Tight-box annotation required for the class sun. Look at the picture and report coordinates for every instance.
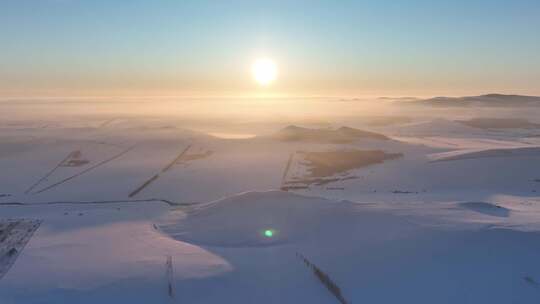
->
[251,58,277,86]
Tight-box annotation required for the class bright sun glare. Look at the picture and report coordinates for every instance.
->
[252,58,277,86]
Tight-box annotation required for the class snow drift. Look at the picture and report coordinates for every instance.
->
[459,201,511,217]
[158,191,360,247]
[430,146,540,162]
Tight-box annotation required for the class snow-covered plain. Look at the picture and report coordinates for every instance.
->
[1,98,540,303]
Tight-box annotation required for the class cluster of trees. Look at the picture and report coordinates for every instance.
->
[296,252,349,304]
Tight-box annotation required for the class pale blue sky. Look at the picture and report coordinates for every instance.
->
[1,0,539,97]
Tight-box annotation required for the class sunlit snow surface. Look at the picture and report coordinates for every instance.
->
[1,99,540,303]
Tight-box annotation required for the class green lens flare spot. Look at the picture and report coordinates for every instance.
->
[264,229,274,238]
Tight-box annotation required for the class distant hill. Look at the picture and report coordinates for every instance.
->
[377,97,419,102]
[414,94,540,107]
[393,118,480,136]
[271,125,388,143]
[455,118,540,129]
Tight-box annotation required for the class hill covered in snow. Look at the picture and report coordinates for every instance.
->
[414,94,540,107]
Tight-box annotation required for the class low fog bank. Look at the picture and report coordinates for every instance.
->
[1,95,540,137]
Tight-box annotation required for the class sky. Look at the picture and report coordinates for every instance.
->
[1,0,540,98]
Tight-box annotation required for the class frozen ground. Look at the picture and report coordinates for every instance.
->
[0,219,41,280]
[1,98,540,303]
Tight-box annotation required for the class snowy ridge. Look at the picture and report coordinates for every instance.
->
[159,190,358,247]
[430,146,540,162]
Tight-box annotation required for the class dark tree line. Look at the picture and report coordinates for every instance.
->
[296,252,349,304]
